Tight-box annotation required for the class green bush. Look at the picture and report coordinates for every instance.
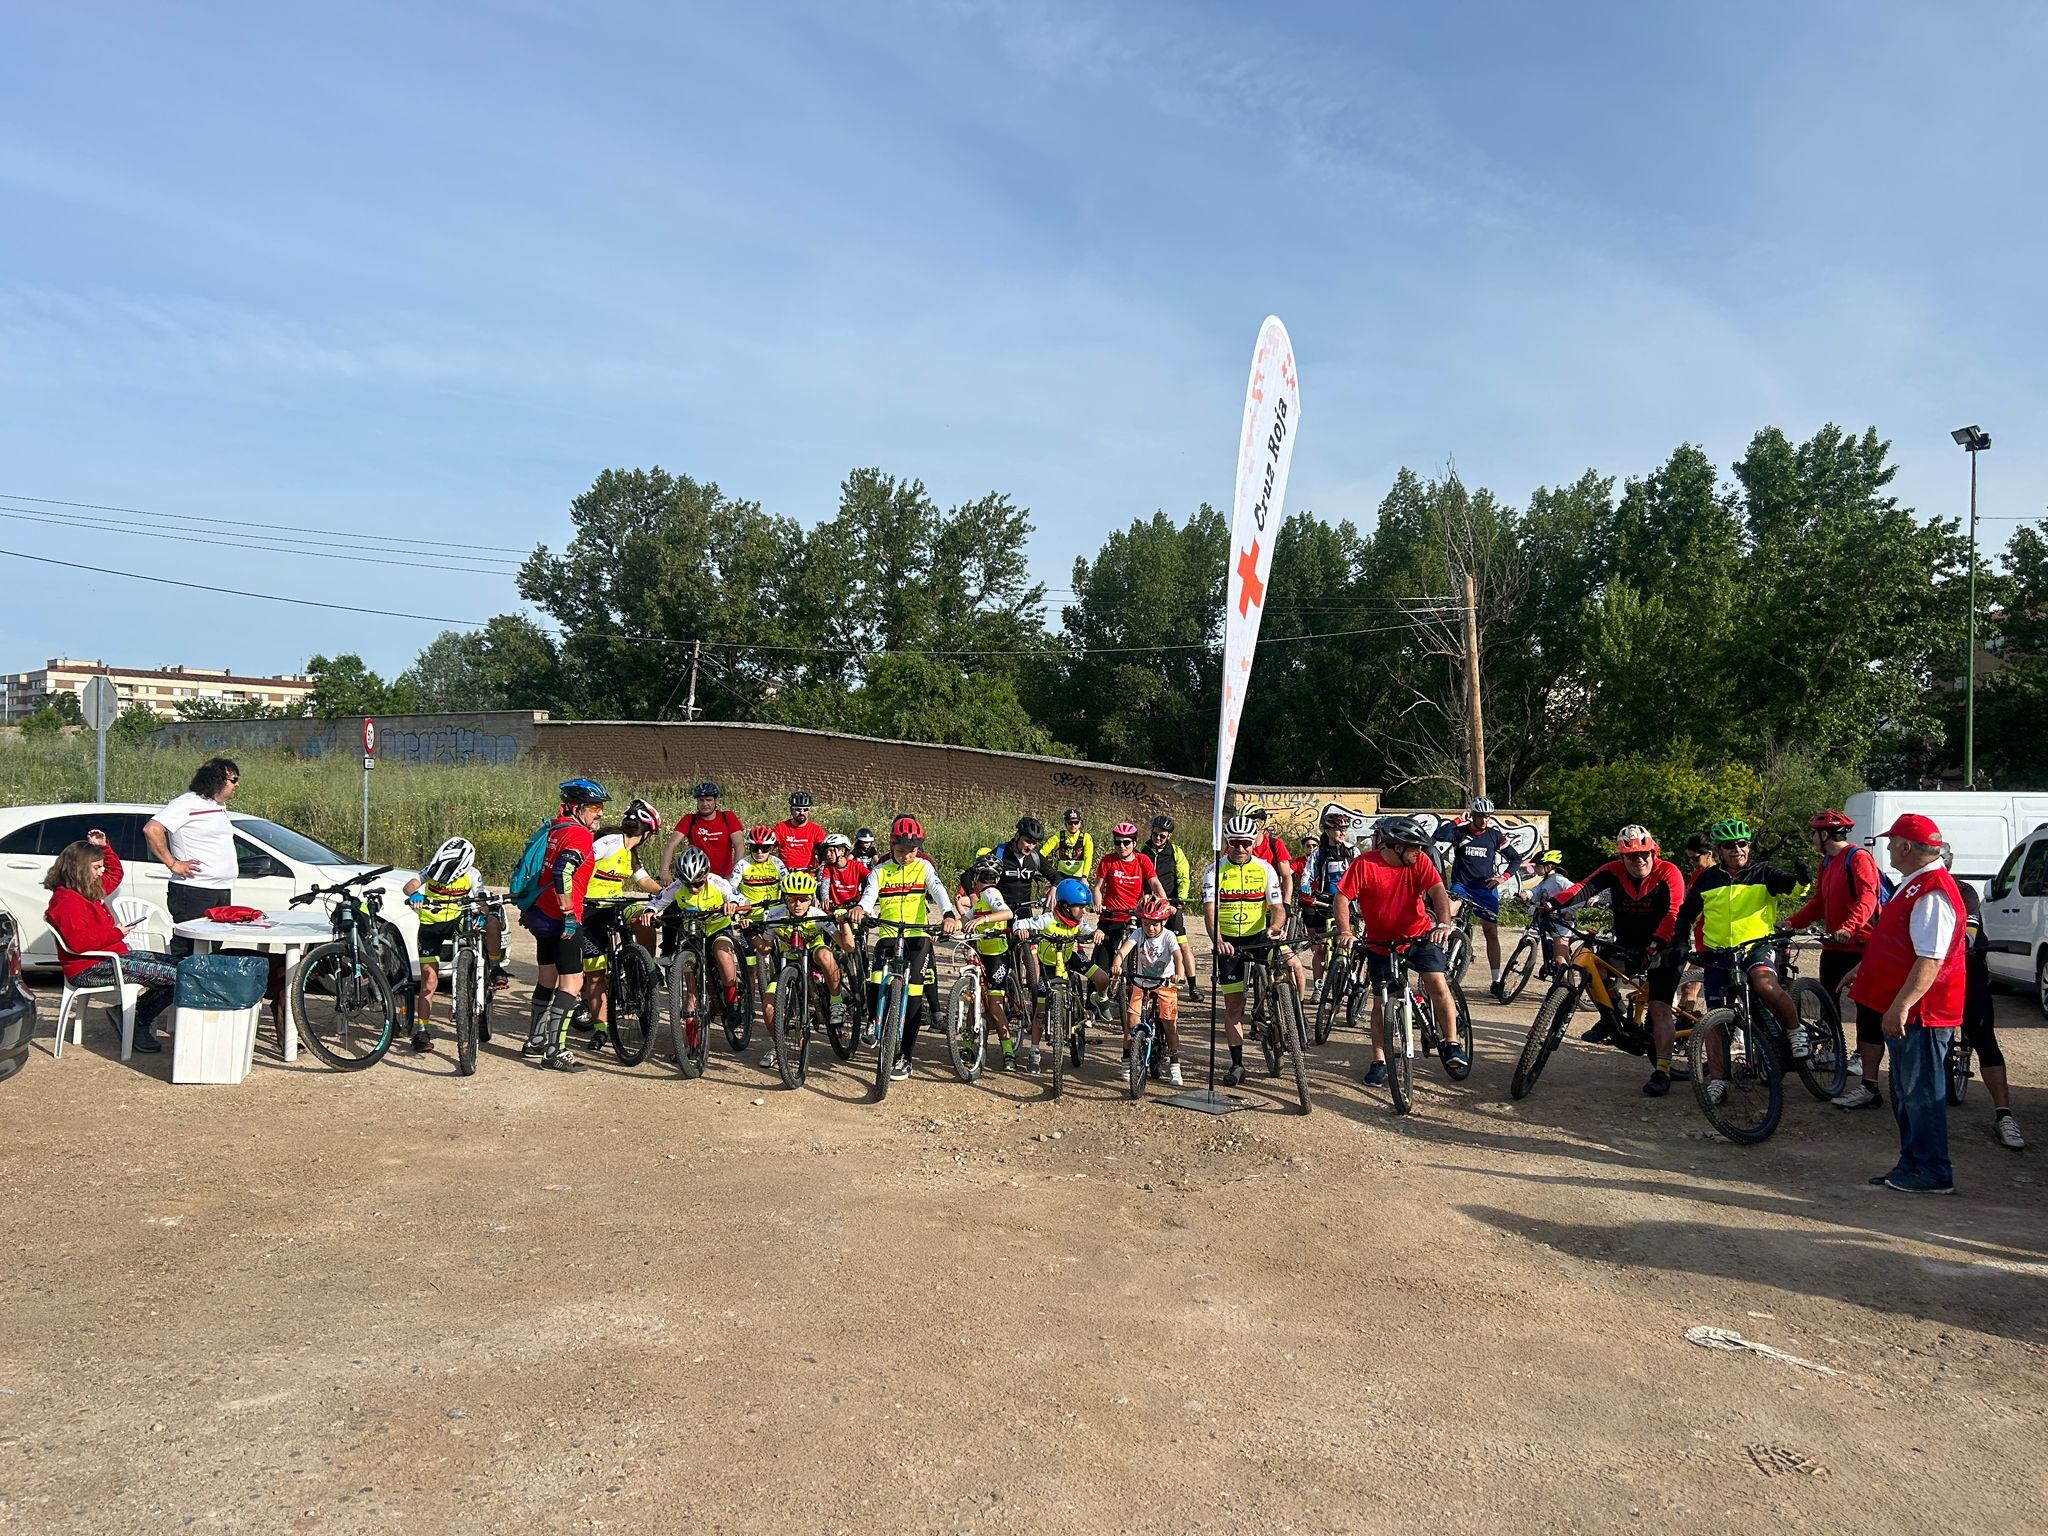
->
[1538,741,1765,867]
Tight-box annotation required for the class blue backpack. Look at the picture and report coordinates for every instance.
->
[1846,845,1896,908]
[507,818,561,913]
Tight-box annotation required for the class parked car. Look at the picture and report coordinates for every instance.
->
[1844,790,2048,894]
[0,803,421,977]
[0,900,38,1082]
[1980,823,2048,1018]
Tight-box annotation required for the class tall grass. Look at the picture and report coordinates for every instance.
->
[0,735,1020,881]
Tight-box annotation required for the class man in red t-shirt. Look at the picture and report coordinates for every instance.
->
[1088,821,1166,1006]
[663,780,746,883]
[522,777,610,1073]
[772,789,825,872]
[1334,814,1464,1083]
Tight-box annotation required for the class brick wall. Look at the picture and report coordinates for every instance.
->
[150,711,541,765]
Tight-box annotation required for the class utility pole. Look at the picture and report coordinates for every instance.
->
[684,639,701,722]
[1951,426,1991,788]
[1461,571,1487,801]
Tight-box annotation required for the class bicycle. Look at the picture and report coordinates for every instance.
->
[1364,933,1471,1116]
[940,937,994,1085]
[1032,930,1095,1100]
[1687,936,1848,1144]
[1308,917,1349,1045]
[769,914,840,1090]
[1125,978,1172,1101]
[1510,925,1701,1101]
[445,886,502,1077]
[289,867,402,1071]
[826,909,872,1062]
[868,923,948,1103]
[665,911,745,1079]
[1497,907,1568,1004]
[581,895,660,1066]
[1225,935,1311,1115]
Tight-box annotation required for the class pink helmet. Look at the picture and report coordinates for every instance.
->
[1111,820,1138,839]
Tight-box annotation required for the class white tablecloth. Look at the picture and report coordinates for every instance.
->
[173,914,337,1064]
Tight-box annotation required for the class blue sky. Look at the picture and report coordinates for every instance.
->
[2,1,2042,682]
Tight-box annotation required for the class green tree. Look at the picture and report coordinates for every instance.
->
[304,653,417,718]
[111,703,167,744]
[402,616,565,713]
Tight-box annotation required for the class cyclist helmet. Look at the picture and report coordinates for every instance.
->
[967,857,1000,888]
[1062,807,1082,823]
[1615,824,1658,854]
[1223,814,1259,842]
[1111,820,1138,840]
[1377,815,1432,848]
[423,836,476,885]
[788,789,814,811]
[1053,877,1092,911]
[622,797,662,838]
[673,846,710,884]
[1137,894,1172,922]
[691,780,720,799]
[1709,818,1753,845]
[1539,848,1566,867]
[891,814,925,844]
[748,823,776,848]
[1809,808,1854,832]
[1151,813,1175,833]
[780,869,819,899]
[854,827,877,852]
[821,832,852,854]
[559,777,609,807]
[1241,802,1269,821]
[1016,815,1046,841]
[1469,796,1495,815]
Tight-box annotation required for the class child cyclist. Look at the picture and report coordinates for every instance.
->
[646,846,747,1023]
[1108,894,1188,1086]
[1527,849,1575,978]
[1015,876,1099,1073]
[579,799,665,1053]
[402,836,504,1053]
[959,857,1022,1069]
[758,869,840,1059]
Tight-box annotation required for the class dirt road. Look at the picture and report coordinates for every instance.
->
[4,937,2043,1535]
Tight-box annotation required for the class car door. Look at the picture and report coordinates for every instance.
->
[233,835,303,917]
[1980,838,2043,986]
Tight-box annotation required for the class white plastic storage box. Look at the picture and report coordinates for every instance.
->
[171,1004,261,1084]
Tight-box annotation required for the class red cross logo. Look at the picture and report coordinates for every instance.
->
[1236,542,1265,618]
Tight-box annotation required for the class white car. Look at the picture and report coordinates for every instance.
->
[0,802,421,976]
[1980,823,2048,1018]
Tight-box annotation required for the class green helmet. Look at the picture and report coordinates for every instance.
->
[1709,818,1753,845]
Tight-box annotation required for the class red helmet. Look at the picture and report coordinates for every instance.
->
[1615,824,1659,854]
[748,824,775,848]
[1137,895,1171,921]
[1809,809,1853,832]
[1111,820,1138,839]
[891,814,925,843]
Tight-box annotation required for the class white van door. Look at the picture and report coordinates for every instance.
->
[1980,837,2047,987]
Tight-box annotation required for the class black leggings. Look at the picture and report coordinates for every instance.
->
[1962,946,2004,1070]
[868,936,934,1063]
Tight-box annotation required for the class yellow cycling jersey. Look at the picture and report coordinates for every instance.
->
[737,857,785,912]
[675,876,736,938]
[869,857,943,934]
[586,836,642,902]
[969,887,1013,957]
[1209,857,1278,939]
[765,904,830,955]
[1048,831,1094,881]
[414,871,474,926]
[1032,912,1094,977]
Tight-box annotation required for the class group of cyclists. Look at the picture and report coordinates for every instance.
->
[384,776,2023,1150]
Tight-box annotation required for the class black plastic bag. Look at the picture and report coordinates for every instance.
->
[175,954,270,1010]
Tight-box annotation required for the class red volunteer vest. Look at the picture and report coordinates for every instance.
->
[1849,863,1965,1029]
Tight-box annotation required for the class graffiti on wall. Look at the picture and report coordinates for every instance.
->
[165,720,521,765]
[1229,788,1383,841]
[1311,802,1553,881]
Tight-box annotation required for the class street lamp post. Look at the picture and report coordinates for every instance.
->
[1952,425,1992,788]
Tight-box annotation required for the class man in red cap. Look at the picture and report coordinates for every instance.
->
[1850,814,1966,1193]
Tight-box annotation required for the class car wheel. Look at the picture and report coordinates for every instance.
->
[2037,950,2048,1022]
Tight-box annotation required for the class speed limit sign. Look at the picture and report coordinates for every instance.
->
[363,717,377,756]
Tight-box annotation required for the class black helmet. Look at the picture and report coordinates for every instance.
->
[1376,815,1431,848]
[1150,814,1175,833]
[854,826,876,850]
[692,780,720,799]
[1016,814,1046,841]
[788,789,814,810]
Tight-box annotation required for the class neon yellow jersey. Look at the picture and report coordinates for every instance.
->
[868,857,944,935]
[676,874,736,938]
[414,871,473,926]
[737,857,785,912]
[1207,857,1278,939]
[969,887,1013,957]
[1031,912,1094,977]
[1048,831,1094,881]
[764,904,829,955]
[586,835,642,902]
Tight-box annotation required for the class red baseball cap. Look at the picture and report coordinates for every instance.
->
[1878,813,1943,845]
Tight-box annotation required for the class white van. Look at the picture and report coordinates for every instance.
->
[1981,827,2048,1016]
[1841,790,2048,895]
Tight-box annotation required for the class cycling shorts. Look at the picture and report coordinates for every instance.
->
[973,947,1017,992]
[1092,918,1131,975]
[1448,879,1501,921]
[1299,906,1330,933]
[1703,943,1782,1007]
[531,926,586,974]
[416,919,459,964]
[1366,940,1448,988]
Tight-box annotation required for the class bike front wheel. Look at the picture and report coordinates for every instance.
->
[773,962,810,1090]
[293,941,398,1071]
[1048,991,1068,1099]
[453,947,480,1077]
[944,970,985,1084]
[1689,1007,1783,1144]
[611,943,659,1066]
[871,976,905,1102]
[1946,1034,1975,1106]
[1499,931,1538,1002]
[1385,1000,1414,1115]
[669,951,709,1079]
[726,957,757,1052]
[1126,1019,1151,1101]
[1511,979,1577,1100]
[1274,977,1310,1114]
[1445,926,1472,987]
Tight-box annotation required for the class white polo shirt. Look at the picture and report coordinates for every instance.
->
[154,792,238,887]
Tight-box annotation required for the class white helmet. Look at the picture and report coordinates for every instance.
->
[424,836,476,886]
[821,832,852,853]
[1223,814,1259,841]
[1469,797,1495,815]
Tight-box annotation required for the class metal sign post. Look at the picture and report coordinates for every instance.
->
[82,676,119,803]
[361,717,377,860]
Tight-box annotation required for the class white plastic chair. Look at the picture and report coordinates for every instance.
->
[111,896,171,953]
[52,931,145,1062]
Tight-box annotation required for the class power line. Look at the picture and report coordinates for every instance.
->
[0,490,532,555]
[0,548,487,626]
[0,506,526,575]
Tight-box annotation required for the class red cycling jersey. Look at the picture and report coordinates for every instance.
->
[1337,849,1442,952]
[1094,852,1159,919]
[819,857,868,910]
[684,810,744,879]
[773,819,824,872]
[534,817,598,924]
[1550,858,1685,952]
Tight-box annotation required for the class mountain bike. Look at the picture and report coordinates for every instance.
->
[768,915,838,1090]
[940,937,999,1085]
[1033,930,1095,1100]
[1497,908,1566,1004]
[446,886,502,1077]
[290,867,401,1071]
[1688,936,1847,1144]
[1443,902,1476,987]
[868,923,948,1102]
[1510,925,1700,1101]
[826,910,872,1062]
[1227,935,1311,1115]
[1125,980,1172,1101]
[665,911,745,1079]
[1367,933,1471,1116]
[581,896,660,1066]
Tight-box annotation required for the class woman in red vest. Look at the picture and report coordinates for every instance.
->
[1849,814,1966,1194]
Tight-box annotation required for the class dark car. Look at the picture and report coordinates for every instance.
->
[0,903,39,1082]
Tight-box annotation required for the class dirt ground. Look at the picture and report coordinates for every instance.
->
[3,927,2043,1536]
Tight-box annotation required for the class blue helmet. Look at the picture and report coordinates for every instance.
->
[559,778,609,807]
[1054,877,1092,910]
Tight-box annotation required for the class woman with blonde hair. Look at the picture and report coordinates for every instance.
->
[43,831,180,1052]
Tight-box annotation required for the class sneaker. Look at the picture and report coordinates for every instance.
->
[1536,963,1555,982]
[1786,1026,1812,1059]
[1489,981,1506,1004]
[1224,1063,1246,1087]
[890,1057,910,1081]
[1027,1049,1041,1073]
[542,1048,586,1073]
[1883,1175,1955,1195]
[489,964,512,992]
[1833,1083,1883,1111]
[1439,1040,1469,1072]
[589,1029,610,1054]
[1582,1021,1614,1046]
[1186,979,1204,1002]
[1168,1061,1184,1087]
[1704,1079,1728,1106]
[521,1031,547,1058]
[1643,1068,1671,1098]
[1994,1111,2026,1151]
[758,1047,778,1069]
[1363,1061,1387,1088]
[861,1022,879,1049]
[410,1028,433,1053]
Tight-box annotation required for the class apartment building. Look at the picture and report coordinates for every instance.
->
[0,657,315,723]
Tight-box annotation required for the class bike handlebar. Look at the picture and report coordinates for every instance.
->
[289,866,394,907]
